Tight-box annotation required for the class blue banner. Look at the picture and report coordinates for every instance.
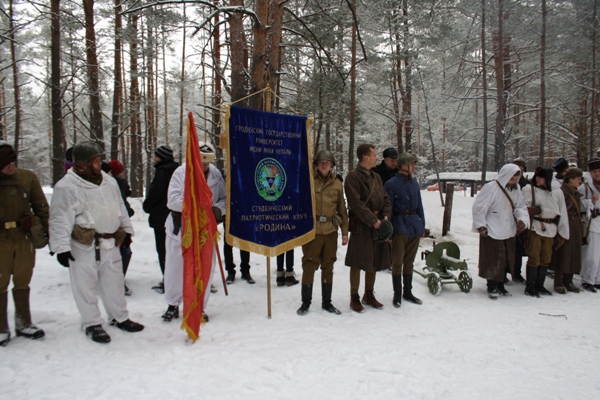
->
[225,106,315,256]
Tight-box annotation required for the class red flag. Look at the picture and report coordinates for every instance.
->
[181,112,218,342]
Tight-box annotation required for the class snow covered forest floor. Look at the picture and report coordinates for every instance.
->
[2,190,600,399]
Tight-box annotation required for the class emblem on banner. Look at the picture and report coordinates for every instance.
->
[255,158,287,201]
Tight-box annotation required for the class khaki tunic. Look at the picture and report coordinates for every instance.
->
[344,165,392,272]
[302,171,349,284]
[0,168,49,292]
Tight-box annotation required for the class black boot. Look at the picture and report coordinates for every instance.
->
[161,305,179,322]
[276,271,285,287]
[402,274,422,305]
[285,271,300,287]
[0,292,10,346]
[497,282,512,297]
[536,266,553,296]
[297,284,312,315]
[321,283,341,315]
[392,274,402,308]
[524,265,540,298]
[487,280,499,299]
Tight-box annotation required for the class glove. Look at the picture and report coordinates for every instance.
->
[57,251,75,268]
[477,226,488,238]
[555,235,565,249]
[172,211,182,235]
[527,206,541,217]
[212,206,223,224]
[516,220,526,235]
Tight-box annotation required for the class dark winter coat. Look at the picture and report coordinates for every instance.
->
[373,161,397,185]
[553,183,583,274]
[143,159,179,228]
[384,172,425,239]
[344,165,392,272]
[114,176,134,217]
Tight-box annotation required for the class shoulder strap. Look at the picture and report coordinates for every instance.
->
[531,185,536,207]
[495,180,515,210]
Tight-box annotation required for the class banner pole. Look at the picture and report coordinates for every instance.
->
[215,243,228,296]
[267,256,272,318]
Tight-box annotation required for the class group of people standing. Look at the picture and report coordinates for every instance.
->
[296,144,426,315]
[472,156,600,299]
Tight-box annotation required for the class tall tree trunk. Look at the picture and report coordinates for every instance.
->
[161,29,170,145]
[9,0,22,162]
[229,0,247,104]
[402,0,412,152]
[146,18,156,192]
[539,0,547,165]
[591,0,598,158]
[481,0,489,183]
[51,0,65,184]
[348,0,357,171]
[178,4,187,162]
[129,14,143,196]
[83,0,104,145]
[212,1,223,168]
[111,0,123,160]
[493,0,505,168]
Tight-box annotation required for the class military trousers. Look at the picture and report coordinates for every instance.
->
[0,237,35,293]
[525,230,554,268]
[301,232,338,285]
[391,233,420,275]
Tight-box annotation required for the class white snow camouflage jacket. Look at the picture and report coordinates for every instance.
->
[472,163,530,240]
[49,169,134,254]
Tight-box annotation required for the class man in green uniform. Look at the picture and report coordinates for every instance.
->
[297,150,349,316]
[0,141,49,346]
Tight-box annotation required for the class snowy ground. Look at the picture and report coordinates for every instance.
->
[2,190,600,399]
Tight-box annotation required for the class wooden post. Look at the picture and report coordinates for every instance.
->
[267,257,272,318]
[442,183,454,236]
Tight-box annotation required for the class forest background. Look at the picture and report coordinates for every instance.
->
[0,0,598,194]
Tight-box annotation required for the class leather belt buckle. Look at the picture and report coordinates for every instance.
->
[4,221,17,229]
[318,216,327,223]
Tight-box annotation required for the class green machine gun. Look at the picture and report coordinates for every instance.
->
[416,241,472,295]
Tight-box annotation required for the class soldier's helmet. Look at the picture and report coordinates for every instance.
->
[313,149,336,167]
[72,141,104,163]
[372,219,394,242]
[397,152,418,167]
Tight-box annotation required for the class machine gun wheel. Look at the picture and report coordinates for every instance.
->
[427,273,442,296]
[458,271,473,293]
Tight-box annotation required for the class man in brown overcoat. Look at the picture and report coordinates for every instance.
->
[344,143,392,313]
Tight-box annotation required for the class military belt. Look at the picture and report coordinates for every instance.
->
[393,210,417,216]
[317,216,332,223]
[0,221,20,230]
[533,216,560,225]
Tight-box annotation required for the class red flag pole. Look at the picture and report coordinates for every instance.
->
[215,244,228,296]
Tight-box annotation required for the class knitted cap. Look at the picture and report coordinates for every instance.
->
[108,160,125,176]
[588,157,600,171]
[0,141,17,170]
[155,145,174,160]
[552,157,569,173]
[383,147,399,159]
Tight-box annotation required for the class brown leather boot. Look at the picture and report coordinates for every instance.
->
[350,294,365,313]
[564,274,580,293]
[554,272,567,294]
[361,290,383,309]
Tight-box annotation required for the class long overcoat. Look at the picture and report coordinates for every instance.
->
[553,183,583,274]
[344,165,392,272]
